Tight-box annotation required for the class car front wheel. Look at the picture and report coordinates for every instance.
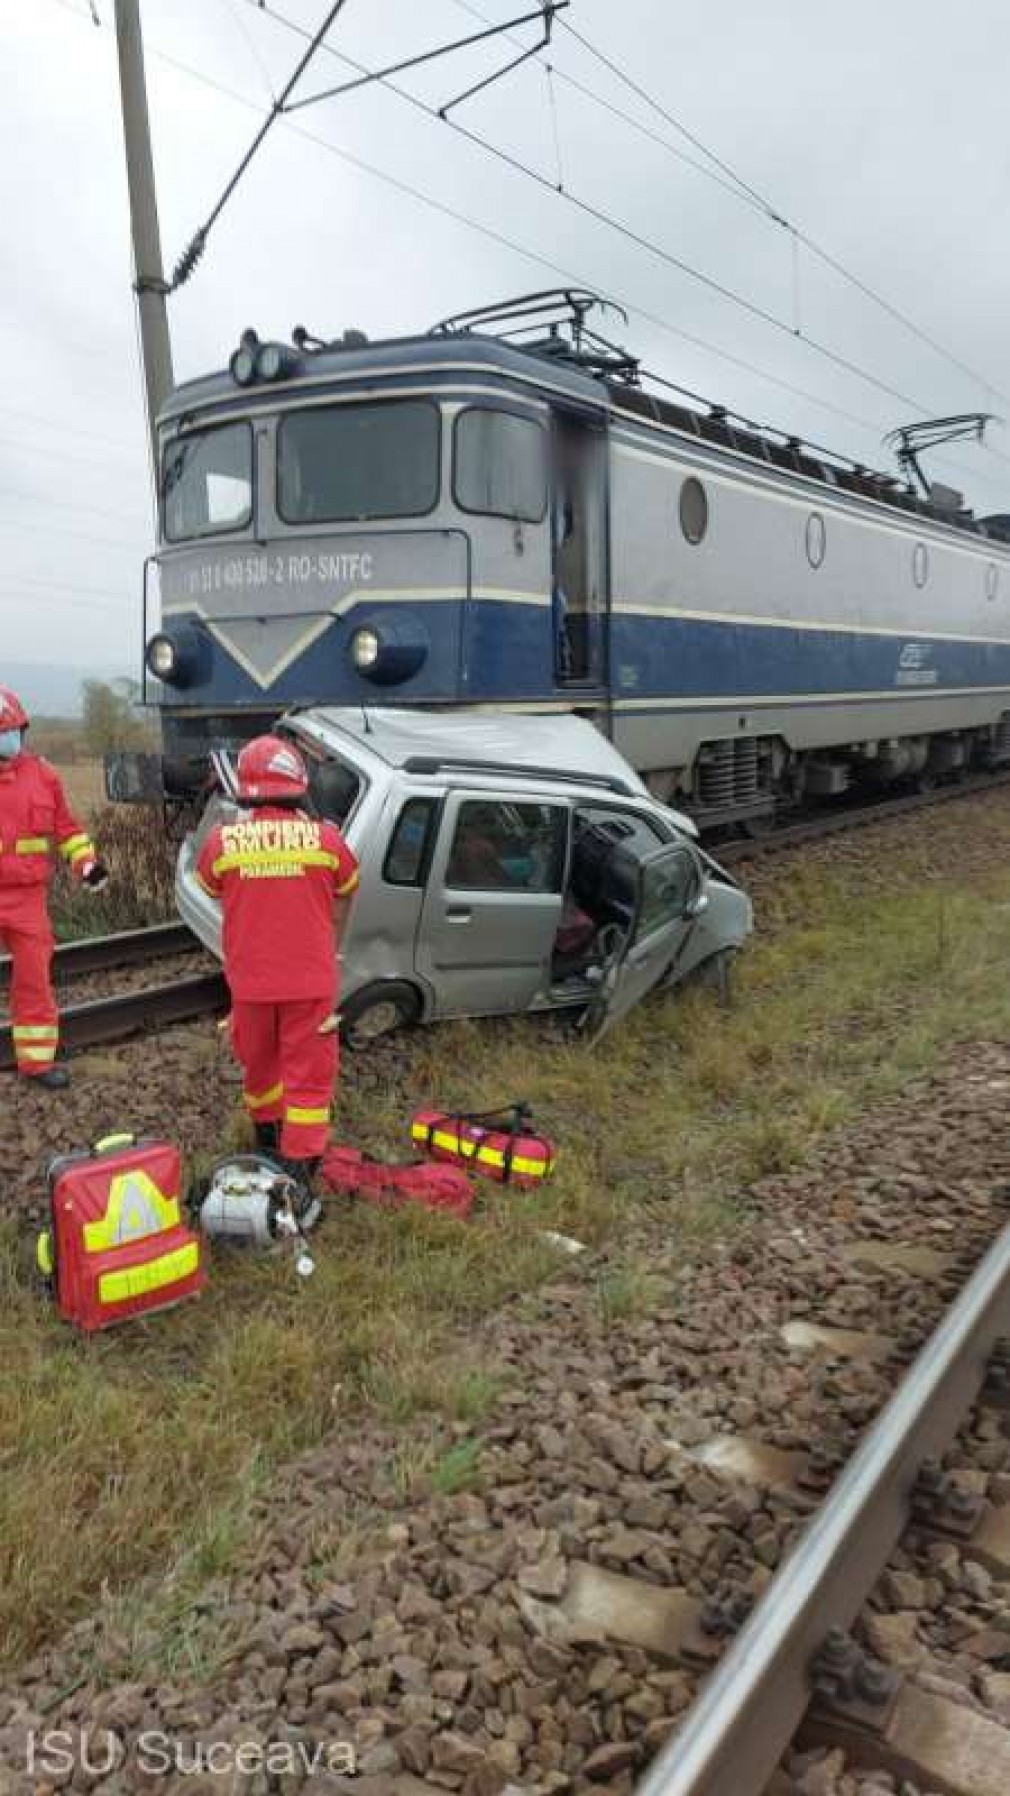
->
[339,982,422,1050]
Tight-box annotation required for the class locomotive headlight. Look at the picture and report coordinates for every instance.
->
[350,627,381,670]
[347,614,428,685]
[146,633,179,680]
[145,623,203,689]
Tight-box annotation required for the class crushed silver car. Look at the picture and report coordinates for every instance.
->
[176,709,753,1045]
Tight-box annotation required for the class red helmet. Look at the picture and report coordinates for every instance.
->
[0,687,28,731]
[235,734,309,802]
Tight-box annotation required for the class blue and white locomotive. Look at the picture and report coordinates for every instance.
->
[138,289,1010,829]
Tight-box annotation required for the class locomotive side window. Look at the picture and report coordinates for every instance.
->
[163,423,252,542]
[679,476,709,545]
[453,408,547,522]
[277,401,440,523]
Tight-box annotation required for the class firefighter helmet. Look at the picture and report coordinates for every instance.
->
[0,687,28,731]
[235,735,309,802]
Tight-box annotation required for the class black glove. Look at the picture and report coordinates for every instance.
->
[83,860,110,891]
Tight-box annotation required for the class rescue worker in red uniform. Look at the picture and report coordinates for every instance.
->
[0,687,108,1089]
[196,735,359,1191]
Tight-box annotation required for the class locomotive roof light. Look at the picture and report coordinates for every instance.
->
[229,327,261,386]
[254,341,301,382]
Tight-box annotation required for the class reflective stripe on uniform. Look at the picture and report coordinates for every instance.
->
[14,837,50,855]
[285,1104,330,1125]
[12,1024,59,1039]
[336,870,359,896]
[411,1123,552,1179]
[60,833,94,862]
[211,848,342,876]
[16,1045,58,1064]
[97,1240,200,1306]
[244,1081,284,1112]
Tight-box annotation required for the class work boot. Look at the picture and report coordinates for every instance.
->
[29,1066,70,1092]
[253,1120,280,1154]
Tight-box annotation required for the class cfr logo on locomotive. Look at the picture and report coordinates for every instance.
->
[896,642,937,686]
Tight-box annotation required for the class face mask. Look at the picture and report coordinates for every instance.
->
[0,730,23,760]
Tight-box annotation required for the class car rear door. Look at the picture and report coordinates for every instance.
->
[585,841,706,1043]
[416,790,569,1017]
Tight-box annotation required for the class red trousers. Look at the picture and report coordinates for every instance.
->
[0,887,59,1077]
[231,996,337,1159]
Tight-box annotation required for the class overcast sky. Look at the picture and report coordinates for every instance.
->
[6,0,1010,684]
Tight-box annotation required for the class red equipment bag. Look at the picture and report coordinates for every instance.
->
[39,1133,205,1333]
[321,1144,474,1218]
[410,1103,556,1189]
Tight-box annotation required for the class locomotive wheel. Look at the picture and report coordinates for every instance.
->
[339,982,422,1050]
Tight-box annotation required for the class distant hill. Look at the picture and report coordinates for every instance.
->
[1,663,125,719]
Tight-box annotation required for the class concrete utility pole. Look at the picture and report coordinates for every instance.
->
[113,0,174,471]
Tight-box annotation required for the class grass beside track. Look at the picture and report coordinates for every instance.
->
[5,800,1010,1674]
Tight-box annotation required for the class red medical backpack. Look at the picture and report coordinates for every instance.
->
[39,1134,205,1332]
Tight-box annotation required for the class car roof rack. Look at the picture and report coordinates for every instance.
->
[402,754,635,796]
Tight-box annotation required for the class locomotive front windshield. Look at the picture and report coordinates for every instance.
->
[277,399,440,523]
[163,422,252,541]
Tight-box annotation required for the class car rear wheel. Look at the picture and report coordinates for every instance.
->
[339,982,422,1050]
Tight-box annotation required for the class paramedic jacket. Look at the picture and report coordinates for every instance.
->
[196,807,359,1001]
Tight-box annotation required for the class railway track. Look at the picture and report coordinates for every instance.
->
[636,1221,1010,1796]
[0,919,197,982]
[0,923,227,1071]
[716,765,1010,868]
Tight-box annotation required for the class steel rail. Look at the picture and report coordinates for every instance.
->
[717,767,1010,867]
[636,1220,1010,1796]
[0,972,228,1071]
[0,921,197,981]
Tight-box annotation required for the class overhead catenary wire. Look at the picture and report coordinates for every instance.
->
[169,0,351,290]
[49,0,999,500]
[240,0,966,427]
[35,0,1010,501]
[553,10,1010,415]
[450,0,1010,417]
[171,2,568,288]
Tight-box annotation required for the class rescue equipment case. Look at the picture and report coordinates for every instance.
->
[39,1134,205,1332]
[410,1104,556,1189]
[322,1145,474,1218]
